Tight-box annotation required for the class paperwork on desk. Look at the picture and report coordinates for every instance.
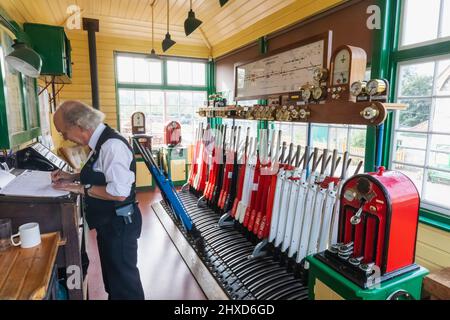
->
[0,170,70,198]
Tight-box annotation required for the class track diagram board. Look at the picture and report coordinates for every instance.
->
[235,31,332,100]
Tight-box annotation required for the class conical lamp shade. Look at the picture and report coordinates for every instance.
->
[219,0,229,7]
[5,40,42,78]
[162,33,176,52]
[184,10,202,36]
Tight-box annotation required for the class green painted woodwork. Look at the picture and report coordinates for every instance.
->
[307,255,429,300]
[0,15,41,149]
[23,23,72,81]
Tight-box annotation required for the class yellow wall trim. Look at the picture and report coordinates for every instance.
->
[416,223,450,272]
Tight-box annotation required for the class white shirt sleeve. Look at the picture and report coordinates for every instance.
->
[94,139,135,198]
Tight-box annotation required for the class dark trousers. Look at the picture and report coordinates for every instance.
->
[95,207,145,300]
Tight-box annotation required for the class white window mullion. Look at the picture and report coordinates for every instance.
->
[437,0,445,38]
[163,91,168,128]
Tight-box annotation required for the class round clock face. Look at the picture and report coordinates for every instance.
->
[333,49,351,85]
[312,86,324,100]
[301,87,312,101]
[366,80,386,96]
[350,81,366,96]
[133,113,144,126]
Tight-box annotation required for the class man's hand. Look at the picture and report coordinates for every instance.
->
[52,181,84,194]
[51,169,75,183]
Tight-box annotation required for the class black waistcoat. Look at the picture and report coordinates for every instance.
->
[80,125,136,229]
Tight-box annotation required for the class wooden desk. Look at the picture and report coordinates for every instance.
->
[0,232,61,300]
[0,194,85,300]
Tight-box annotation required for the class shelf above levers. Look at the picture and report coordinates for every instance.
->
[198,101,407,126]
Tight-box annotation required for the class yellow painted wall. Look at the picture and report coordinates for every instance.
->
[57,31,210,130]
[416,223,450,272]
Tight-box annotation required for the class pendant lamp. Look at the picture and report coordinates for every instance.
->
[184,0,202,36]
[5,40,42,78]
[149,3,159,59]
[162,0,176,52]
[219,0,229,7]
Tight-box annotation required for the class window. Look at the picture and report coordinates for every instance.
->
[115,53,207,145]
[391,57,450,214]
[400,0,450,48]
[311,124,365,175]
[388,1,450,217]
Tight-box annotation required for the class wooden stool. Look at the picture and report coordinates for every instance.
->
[0,232,62,300]
[423,267,450,300]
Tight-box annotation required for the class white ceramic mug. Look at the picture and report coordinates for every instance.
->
[11,222,41,248]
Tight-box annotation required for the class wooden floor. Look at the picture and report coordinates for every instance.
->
[86,190,207,300]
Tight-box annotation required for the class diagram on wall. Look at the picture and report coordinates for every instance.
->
[235,31,332,100]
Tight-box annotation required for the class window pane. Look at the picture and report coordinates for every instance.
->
[149,61,162,84]
[135,90,150,106]
[274,122,293,144]
[311,125,328,149]
[119,89,135,105]
[167,105,179,119]
[442,0,450,38]
[398,62,434,97]
[151,105,164,117]
[117,56,134,82]
[193,92,206,107]
[395,131,427,150]
[167,61,179,84]
[401,0,440,46]
[193,63,206,86]
[166,91,179,106]
[292,124,308,146]
[397,99,431,131]
[150,91,164,106]
[433,98,450,133]
[436,59,450,96]
[180,91,193,106]
[134,58,150,83]
[348,157,365,176]
[424,169,450,208]
[392,163,424,193]
[430,134,450,170]
[25,77,39,128]
[393,132,427,165]
[179,62,192,85]
[349,129,366,157]
[329,127,348,153]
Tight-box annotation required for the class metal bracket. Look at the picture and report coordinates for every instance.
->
[248,239,268,259]
[218,212,234,227]
[180,182,190,193]
[197,195,207,208]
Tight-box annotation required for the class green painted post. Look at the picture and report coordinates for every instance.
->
[365,0,396,172]
[382,0,403,168]
[257,36,269,140]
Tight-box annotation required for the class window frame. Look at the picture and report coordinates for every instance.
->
[398,0,450,51]
[114,51,208,144]
[383,0,450,231]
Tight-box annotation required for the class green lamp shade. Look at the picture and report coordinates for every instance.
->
[162,33,176,52]
[5,40,42,78]
[184,10,202,36]
[219,0,229,7]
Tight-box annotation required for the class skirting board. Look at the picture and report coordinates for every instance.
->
[151,201,229,300]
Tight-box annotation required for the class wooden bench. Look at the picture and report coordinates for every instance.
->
[423,267,450,300]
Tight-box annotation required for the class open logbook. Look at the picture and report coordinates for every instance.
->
[0,170,70,198]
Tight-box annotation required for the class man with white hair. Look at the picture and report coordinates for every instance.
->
[52,100,145,300]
